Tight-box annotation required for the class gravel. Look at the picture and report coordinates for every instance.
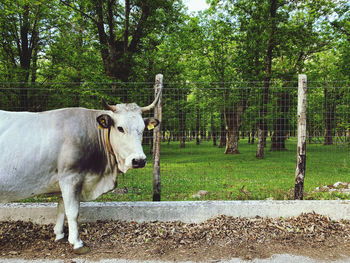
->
[1,213,350,261]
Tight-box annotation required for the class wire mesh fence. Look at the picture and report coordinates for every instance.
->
[0,78,349,201]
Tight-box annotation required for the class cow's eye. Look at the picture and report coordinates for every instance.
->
[117,127,124,133]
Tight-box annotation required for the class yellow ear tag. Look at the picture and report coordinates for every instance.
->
[147,123,155,130]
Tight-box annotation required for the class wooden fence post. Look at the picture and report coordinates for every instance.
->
[294,74,307,200]
[152,74,163,201]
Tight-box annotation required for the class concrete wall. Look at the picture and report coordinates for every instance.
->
[1,200,350,224]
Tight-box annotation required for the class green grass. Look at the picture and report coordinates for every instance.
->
[20,138,350,202]
[97,138,349,201]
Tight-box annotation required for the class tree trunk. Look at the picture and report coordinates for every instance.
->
[251,128,255,144]
[30,39,38,85]
[162,131,166,142]
[19,5,32,111]
[323,88,335,145]
[179,127,186,148]
[201,128,206,141]
[196,107,200,145]
[219,111,226,148]
[191,130,195,141]
[271,92,290,151]
[93,0,152,82]
[256,88,269,158]
[225,106,244,154]
[179,94,187,148]
[211,113,217,146]
[225,129,240,154]
[167,131,171,144]
[324,118,333,145]
[256,128,265,158]
[271,119,286,150]
[256,0,277,158]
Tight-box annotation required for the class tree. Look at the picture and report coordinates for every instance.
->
[0,0,47,110]
[60,0,184,84]
[270,0,335,150]
[306,50,345,145]
[223,0,338,156]
[186,12,243,153]
[255,0,280,158]
[332,1,350,80]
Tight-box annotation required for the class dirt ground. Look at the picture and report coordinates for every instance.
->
[1,213,350,262]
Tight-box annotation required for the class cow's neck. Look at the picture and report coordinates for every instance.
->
[97,127,118,174]
[104,128,115,157]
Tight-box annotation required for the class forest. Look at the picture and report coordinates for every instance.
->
[0,0,349,159]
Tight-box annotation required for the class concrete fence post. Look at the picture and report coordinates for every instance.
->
[294,74,307,200]
[152,74,163,201]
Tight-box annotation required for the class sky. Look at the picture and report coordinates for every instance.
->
[185,0,209,13]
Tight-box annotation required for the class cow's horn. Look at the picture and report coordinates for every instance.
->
[141,89,162,112]
[102,98,116,112]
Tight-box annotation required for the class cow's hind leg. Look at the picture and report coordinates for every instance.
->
[59,176,89,254]
[54,198,65,241]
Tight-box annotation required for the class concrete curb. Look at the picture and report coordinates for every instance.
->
[1,200,350,224]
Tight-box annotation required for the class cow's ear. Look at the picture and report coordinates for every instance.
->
[97,114,114,129]
[144,117,160,130]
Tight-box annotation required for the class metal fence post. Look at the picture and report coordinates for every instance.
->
[152,74,163,201]
[294,74,307,200]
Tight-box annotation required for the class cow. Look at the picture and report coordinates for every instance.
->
[0,94,160,254]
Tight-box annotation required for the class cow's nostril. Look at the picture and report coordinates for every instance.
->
[140,159,146,167]
[132,158,146,168]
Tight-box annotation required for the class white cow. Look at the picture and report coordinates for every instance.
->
[0,95,160,254]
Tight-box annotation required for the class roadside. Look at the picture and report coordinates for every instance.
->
[2,255,350,263]
[1,201,350,262]
[1,213,350,262]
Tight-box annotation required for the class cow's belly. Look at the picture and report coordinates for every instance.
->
[0,141,60,202]
[0,171,60,202]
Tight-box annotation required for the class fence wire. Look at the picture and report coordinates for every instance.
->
[0,80,349,201]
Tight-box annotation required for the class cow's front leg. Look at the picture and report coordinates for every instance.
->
[59,176,89,254]
[54,198,65,241]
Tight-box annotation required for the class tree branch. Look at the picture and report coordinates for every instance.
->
[128,3,150,53]
[11,13,22,59]
[60,0,98,24]
[107,0,115,44]
[0,40,17,67]
[331,21,350,37]
[124,0,130,53]
[29,5,41,57]
[94,0,111,75]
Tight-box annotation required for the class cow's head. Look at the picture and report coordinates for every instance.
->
[96,93,160,173]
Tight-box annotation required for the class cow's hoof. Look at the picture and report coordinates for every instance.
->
[55,233,65,241]
[55,237,67,243]
[74,246,90,255]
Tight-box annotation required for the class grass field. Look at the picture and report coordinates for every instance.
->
[21,138,350,203]
[106,138,350,201]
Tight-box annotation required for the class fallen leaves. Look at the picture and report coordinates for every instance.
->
[0,213,350,261]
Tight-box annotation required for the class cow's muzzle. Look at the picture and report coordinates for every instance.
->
[132,158,146,168]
